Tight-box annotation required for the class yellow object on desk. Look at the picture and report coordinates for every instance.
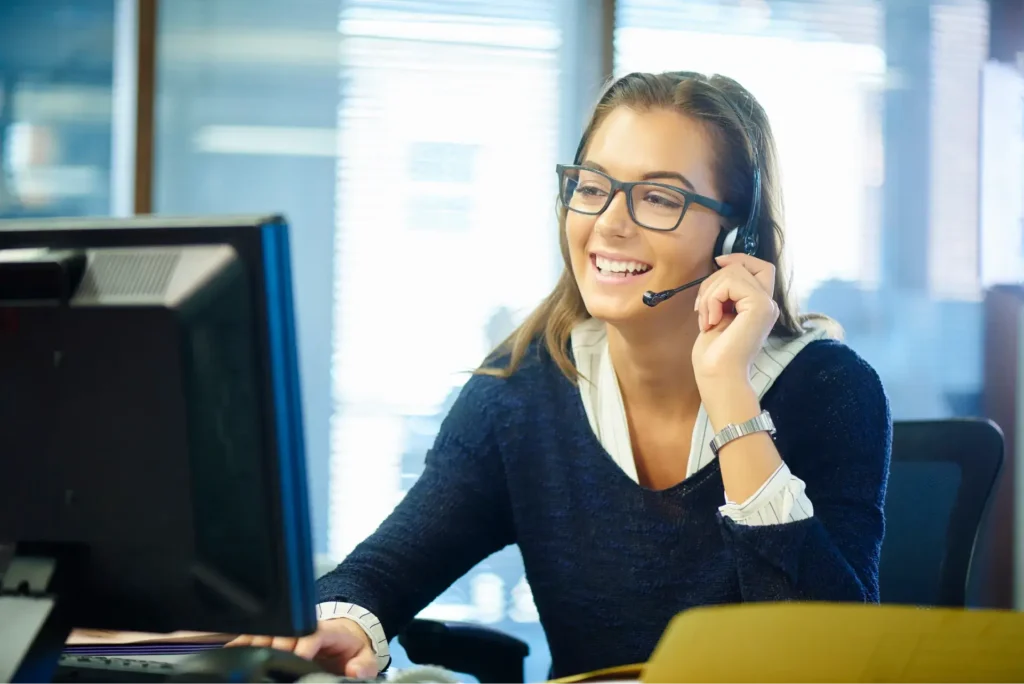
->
[642,602,1024,683]
[551,662,644,683]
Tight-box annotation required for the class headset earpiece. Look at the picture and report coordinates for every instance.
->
[715,227,738,258]
[741,230,759,256]
[713,224,757,259]
[712,146,762,260]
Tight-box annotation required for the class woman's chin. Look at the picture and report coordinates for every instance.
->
[581,290,649,324]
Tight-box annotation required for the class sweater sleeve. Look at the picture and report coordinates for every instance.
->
[718,341,891,603]
[316,374,516,638]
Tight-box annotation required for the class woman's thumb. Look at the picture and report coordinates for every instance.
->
[344,650,378,680]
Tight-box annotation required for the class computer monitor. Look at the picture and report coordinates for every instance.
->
[0,215,316,682]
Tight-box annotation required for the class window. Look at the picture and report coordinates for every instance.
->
[407,195,473,232]
[409,141,477,182]
[407,141,478,232]
[153,0,558,677]
[153,0,343,578]
[332,1,559,678]
[0,1,116,219]
[616,0,989,421]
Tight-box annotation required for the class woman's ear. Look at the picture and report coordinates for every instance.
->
[711,227,728,260]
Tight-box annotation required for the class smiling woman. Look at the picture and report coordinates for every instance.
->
[308,71,892,680]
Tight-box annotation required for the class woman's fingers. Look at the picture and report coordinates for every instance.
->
[292,633,324,660]
[248,635,274,649]
[695,270,720,332]
[714,253,776,297]
[221,623,377,680]
[269,636,299,653]
[697,264,772,331]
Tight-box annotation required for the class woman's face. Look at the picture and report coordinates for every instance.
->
[566,106,724,326]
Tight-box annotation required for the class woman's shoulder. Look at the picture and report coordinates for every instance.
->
[771,337,889,421]
[790,337,882,384]
[436,348,579,453]
[465,341,576,409]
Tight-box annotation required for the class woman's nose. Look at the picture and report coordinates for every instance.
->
[594,191,637,238]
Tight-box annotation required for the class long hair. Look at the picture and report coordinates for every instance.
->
[480,71,816,383]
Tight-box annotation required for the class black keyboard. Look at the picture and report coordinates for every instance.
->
[52,653,386,683]
[54,654,177,683]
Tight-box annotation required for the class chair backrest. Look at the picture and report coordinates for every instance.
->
[879,419,1003,606]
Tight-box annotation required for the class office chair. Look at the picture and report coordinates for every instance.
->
[399,418,1004,682]
[399,618,529,683]
[879,418,1003,606]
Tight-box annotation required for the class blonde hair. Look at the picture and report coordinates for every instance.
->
[480,71,820,383]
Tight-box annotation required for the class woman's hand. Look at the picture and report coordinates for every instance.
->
[226,619,378,679]
[691,253,779,391]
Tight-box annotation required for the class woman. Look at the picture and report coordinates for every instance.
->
[231,71,891,679]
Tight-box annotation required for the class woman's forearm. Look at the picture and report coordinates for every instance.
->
[701,376,784,504]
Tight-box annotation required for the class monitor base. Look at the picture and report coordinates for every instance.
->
[0,551,75,683]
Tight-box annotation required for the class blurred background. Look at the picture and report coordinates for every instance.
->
[0,0,1021,679]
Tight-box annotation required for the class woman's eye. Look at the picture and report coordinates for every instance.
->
[577,185,608,197]
[643,192,683,209]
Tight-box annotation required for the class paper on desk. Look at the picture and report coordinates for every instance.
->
[66,629,234,645]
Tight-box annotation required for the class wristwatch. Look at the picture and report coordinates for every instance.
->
[316,601,391,672]
[709,409,776,456]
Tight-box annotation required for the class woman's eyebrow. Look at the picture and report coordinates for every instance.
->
[580,160,695,191]
[640,170,695,191]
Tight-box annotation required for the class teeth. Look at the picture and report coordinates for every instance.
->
[595,255,651,274]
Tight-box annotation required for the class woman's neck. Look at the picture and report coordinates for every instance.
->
[605,314,701,420]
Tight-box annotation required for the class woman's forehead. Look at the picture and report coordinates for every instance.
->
[585,106,718,195]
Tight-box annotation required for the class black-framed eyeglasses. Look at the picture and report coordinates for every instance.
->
[556,164,735,232]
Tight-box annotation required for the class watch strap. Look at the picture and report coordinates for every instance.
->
[710,409,776,456]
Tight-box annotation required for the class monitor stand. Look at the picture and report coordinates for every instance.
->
[0,551,75,683]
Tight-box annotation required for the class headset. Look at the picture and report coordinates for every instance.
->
[715,164,761,258]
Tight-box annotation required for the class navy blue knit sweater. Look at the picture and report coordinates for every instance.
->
[318,339,891,678]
